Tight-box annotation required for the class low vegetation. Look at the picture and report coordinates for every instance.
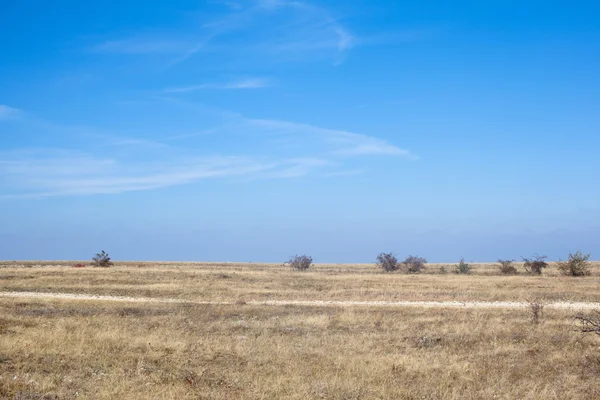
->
[402,255,427,273]
[287,254,313,271]
[376,252,399,272]
[575,310,600,336]
[526,298,544,324]
[1,296,600,399]
[557,250,591,277]
[523,254,548,275]
[454,258,471,274]
[497,259,518,275]
[92,250,112,267]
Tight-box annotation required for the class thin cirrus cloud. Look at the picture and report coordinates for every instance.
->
[0,104,413,198]
[0,150,272,197]
[90,0,355,66]
[243,118,414,158]
[165,78,270,93]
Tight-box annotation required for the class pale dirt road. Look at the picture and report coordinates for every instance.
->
[2,291,600,310]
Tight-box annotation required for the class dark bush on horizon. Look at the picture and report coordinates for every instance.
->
[92,250,113,267]
[557,250,591,277]
[497,259,518,275]
[287,254,313,271]
[376,252,399,272]
[403,255,427,273]
[522,254,548,275]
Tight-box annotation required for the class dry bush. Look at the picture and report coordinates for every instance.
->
[402,255,427,274]
[454,258,471,274]
[376,252,399,272]
[287,255,312,271]
[92,250,112,268]
[522,254,548,275]
[557,250,591,277]
[497,259,518,275]
[526,298,544,324]
[575,310,600,335]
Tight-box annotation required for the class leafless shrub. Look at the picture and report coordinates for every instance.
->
[497,259,518,275]
[287,255,312,271]
[438,265,448,274]
[403,255,427,274]
[92,250,112,267]
[575,310,600,336]
[527,298,544,324]
[522,254,548,275]
[376,252,399,272]
[454,258,471,274]
[557,250,591,277]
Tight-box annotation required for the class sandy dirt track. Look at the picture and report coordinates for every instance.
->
[2,291,600,310]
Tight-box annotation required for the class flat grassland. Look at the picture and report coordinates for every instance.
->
[1,261,600,399]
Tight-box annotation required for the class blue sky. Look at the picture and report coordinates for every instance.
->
[1,0,599,262]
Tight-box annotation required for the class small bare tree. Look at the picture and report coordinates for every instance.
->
[522,254,548,275]
[557,250,591,277]
[376,252,399,272]
[92,250,113,267]
[497,259,518,275]
[403,255,427,274]
[287,254,312,271]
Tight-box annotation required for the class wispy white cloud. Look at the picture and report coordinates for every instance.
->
[244,118,414,158]
[90,0,355,66]
[165,78,270,93]
[0,102,414,198]
[0,150,273,197]
[0,105,20,120]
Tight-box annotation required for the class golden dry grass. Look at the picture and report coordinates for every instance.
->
[1,261,600,302]
[1,262,600,399]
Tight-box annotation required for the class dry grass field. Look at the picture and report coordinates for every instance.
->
[1,261,600,399]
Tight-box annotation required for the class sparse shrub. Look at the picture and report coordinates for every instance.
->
[403,255,427,274]
[438,265,447,274]
[497,259,518,275]
[522,254,548,275]
[575,310,600,336]
[557,250,591,277]
[376,252,399,272]
[287,254,312,271]
[92,250,113,267]
[527,298,544,324]
[72,263,86,268]
[454,258,471,274]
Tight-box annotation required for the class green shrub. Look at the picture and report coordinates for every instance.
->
[454,258,471,274]
[92,250,113,267]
